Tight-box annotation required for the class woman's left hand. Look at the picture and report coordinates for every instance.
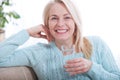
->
[64,57,92,76]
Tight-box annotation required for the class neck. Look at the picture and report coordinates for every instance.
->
[54,38,75,56]
[55,40,73,50]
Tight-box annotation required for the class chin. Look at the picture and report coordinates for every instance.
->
[56,37,69,41]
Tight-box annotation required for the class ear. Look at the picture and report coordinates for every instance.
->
[44,25,54,42]
[45,25,49,29]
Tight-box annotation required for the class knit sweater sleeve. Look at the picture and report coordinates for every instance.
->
[86,36,120,80]
[0,30,31,67]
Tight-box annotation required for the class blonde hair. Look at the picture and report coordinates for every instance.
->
[43,0,92,59]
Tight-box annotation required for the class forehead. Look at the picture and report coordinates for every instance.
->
[49,3,70,15]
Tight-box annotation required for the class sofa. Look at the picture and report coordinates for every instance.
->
[0,66,38,80]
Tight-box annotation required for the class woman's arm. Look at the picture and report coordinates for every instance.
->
[87,37,120,80]
[0,24,50,67]
[0,30,32,67]
[0,30,29,58]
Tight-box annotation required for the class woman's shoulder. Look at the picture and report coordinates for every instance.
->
[85,36,110,58]
[85,36,107,48]
[86,36,101,41]
[85,36,103,42]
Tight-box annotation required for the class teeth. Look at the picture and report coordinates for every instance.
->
[56,30,67,33]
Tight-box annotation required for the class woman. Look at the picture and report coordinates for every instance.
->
[0,0,120,80]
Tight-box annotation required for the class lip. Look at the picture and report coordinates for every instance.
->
[55,29,68,33]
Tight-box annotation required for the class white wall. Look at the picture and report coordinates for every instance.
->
[5,0,120,67]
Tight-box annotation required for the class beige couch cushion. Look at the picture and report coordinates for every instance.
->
[0,66,38,80]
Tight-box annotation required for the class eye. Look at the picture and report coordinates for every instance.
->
[64,16,71,19]
[49,17,58,20]
[52,17,58,20]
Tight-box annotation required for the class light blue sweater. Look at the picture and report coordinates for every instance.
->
[0,30,120,80]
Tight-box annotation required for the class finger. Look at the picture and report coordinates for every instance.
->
[66,58,83,64]
[66,66,88,76]
[65,65,85,72]
[40,35,47,39]
[65,63,89,76]
[32,33,46,38]
[39,26,48,39]
[64,61,83,68]
[64,61,89,71]
[69,70,84,76]
[64,62,87,70]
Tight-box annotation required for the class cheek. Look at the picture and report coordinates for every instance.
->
[48,26,54,35]
[70,24,76,36]
[48,23,55,34]
[48,21,56,29]
[69,22,75,32]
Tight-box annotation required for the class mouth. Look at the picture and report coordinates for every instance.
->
[55,29,68,33]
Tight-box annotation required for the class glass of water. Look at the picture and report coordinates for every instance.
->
[61,45,83,79]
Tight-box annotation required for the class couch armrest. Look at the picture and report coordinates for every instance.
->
[0,66,38,80]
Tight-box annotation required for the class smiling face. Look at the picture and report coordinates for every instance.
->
[48,3,75,43]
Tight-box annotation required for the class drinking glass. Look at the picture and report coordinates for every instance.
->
[61,45,83,79]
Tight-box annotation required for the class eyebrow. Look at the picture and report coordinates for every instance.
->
[64,13,71,16]
[50,15,57,17]
[50,13,71,17]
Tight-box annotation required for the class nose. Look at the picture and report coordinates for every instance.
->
[57,18,65,27]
